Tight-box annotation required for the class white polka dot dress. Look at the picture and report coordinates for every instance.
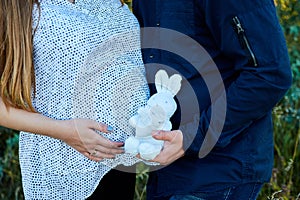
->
[19,0,149,199]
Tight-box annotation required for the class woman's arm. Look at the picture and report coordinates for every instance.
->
[0,97,124,162]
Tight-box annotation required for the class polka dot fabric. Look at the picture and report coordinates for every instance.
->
[19,0,149,199]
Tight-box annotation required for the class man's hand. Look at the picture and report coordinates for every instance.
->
[150,130,184,165]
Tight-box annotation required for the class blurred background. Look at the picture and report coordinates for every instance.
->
[1,0,299,199]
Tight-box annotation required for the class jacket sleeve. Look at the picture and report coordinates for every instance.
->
[185,0,292,157]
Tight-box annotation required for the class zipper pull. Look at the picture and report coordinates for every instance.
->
[232,16,258,67]
[233,16,244,34]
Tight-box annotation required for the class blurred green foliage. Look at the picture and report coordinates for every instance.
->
[0,128,23,200]
[259,0,300,199]
[0,0,299,199]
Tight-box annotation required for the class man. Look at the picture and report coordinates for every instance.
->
[133,0,292,199]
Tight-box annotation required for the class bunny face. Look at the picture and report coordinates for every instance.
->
[147,92,177,118]
[149,104,167,129]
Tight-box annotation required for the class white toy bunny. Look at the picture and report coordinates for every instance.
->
[124,69,182,160]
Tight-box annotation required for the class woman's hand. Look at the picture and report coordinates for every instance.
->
[59,119,124,162]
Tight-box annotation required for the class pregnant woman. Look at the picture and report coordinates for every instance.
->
[0,0,149,199]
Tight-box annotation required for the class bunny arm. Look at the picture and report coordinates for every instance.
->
[129,115,138,128]
[162,120,172,131]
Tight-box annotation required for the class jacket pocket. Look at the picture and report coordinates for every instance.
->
[232,16,258,67]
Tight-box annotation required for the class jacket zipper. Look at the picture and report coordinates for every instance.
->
[232,16,258,67]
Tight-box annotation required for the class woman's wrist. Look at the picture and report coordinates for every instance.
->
[0,101,73,141]
[54,119,75,142]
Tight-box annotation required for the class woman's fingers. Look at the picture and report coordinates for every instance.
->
[85,147,121,162]
[95,137,124,149]
[67,119,126,162]
[90,120,114,133]
[87,123,125,160]
[90,150,116,159]
[83,152,104,162]
[83,147,119,162]
[94,143,124,155]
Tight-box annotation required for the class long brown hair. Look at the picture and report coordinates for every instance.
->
[0,0,39,112]
[0,0,124,112]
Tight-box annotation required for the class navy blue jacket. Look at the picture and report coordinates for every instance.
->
[133,0,292,198]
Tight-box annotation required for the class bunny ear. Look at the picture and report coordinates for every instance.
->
[168,74,182,96]
[155,70,169,93]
